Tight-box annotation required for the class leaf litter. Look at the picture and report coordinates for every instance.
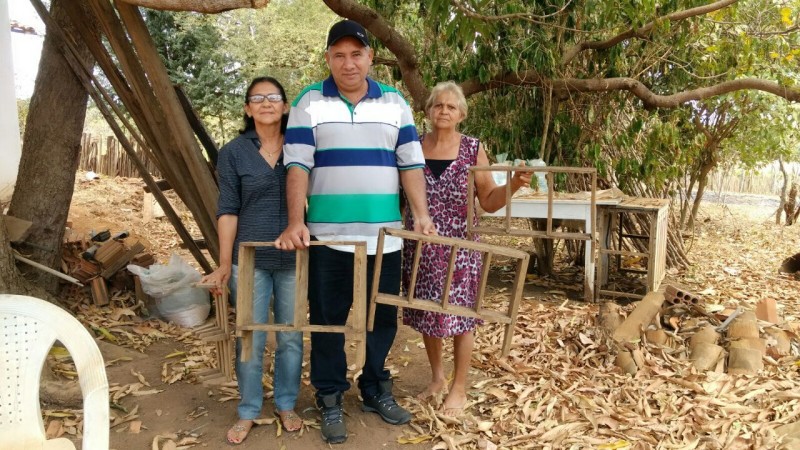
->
[53,178,800,449]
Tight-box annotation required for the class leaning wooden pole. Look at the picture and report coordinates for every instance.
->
[116,2,220,259]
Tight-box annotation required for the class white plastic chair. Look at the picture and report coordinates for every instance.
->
[0,294,109,449]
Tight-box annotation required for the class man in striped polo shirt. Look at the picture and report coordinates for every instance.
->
[276,19,435,444]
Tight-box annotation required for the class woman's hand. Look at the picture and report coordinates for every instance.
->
[199,264,232,296]
[509,161,533,192]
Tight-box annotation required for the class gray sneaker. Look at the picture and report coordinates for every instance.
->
[317,393,347,444]
[361,381,411,425]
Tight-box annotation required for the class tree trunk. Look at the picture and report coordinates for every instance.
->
[0,216,25,293]
[776,159,788,225]
[686,159,715,231]
[0,216,52,299]
[680,172,697,229]
[786,184,798,226]
[528,218,555,276]
[7,0,94,293]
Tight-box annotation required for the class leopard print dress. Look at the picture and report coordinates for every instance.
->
[402,134,484,338]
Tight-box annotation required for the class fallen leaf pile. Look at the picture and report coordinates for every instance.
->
[53,178,800,449]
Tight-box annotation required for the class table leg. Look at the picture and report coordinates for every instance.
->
[584,217,595,302]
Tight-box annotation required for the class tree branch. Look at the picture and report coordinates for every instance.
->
[460,71,800,108]
[561,0,737,66]
[322,0,429,110]
[450,0,573,25]
[117,0,268,13]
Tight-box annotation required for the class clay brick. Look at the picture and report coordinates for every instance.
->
[755,298,779,324]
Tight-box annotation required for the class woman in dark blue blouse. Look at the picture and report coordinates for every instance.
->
[201,77,302,444]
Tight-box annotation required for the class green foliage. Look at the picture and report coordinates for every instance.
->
[144,9,242,142]
[216,0,336,102]
[140,0,799,195]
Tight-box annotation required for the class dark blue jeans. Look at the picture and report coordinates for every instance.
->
[308,244,400,399]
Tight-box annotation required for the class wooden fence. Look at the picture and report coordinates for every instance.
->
[79,133,161,178]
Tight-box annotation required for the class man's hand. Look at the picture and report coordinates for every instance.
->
[413,215,437,236]
[275,223,311,250]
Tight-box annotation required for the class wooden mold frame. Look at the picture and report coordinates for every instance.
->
[367,228,530,357]
[596,198,670,300]
[193,283,234,385]
[236,241,368,369]
[466,166,597,241]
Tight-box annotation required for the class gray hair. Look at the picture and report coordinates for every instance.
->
[425,81,468,120]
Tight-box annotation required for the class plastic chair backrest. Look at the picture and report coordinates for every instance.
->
[0,294,109,449]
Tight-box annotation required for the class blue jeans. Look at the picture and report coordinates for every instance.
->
[229,265,302,419]
[308,245,400,399]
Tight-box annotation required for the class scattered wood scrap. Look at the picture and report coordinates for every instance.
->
[61,229,156,306]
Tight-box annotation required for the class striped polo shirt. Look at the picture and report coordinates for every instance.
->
[284,76,424,254]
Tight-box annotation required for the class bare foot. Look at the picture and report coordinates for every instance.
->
[416,379,447,401]
[226,419,254,445]
[277,410,302,432]
[439,390,467,417]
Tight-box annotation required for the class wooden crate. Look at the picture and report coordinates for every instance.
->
[596,198,670,300]
[368,228,530,357]
[236,241,368,369]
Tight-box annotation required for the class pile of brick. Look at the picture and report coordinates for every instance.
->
[62,229,155,306]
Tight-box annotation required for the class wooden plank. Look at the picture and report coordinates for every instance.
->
[142,179,172,193]
[236,245,256,360]
[116,3,220,259]
[294,248,309,327]
[44,0,213,273]
[91,277,109,306]
[371,293,513,324]
[372,229,528,259]
[3,214,32,243]
[174,84,219,167]
[503,252,530,356]
[474,251,492,311]
[352,243,367,369]
[241,324,355,333]
[100,238,145,278]
[440,245,459,310]
[406,239,422,302]
[367,231,386,332]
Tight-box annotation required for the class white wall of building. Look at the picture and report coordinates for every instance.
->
[0,0,22,204]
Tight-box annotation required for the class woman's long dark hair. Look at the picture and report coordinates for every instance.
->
[239,76,289,135]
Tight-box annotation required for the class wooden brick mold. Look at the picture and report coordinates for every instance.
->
[236,241,368,369]
[368,228,530,357]
[193,284,234,385]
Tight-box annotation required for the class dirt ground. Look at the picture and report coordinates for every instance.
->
[61,175,547,450]
[50,175,800,450]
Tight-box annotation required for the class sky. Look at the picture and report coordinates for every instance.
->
[9,2,44,99]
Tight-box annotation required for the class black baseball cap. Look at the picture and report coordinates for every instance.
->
[326,19,370,48]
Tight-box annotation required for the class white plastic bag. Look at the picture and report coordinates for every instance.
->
[127,254,210,327]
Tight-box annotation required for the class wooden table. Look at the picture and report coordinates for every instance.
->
[486,196,622,302]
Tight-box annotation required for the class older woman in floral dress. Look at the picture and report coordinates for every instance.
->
[402,81,531,416]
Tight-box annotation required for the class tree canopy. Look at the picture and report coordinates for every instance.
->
[145,0,799,228]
